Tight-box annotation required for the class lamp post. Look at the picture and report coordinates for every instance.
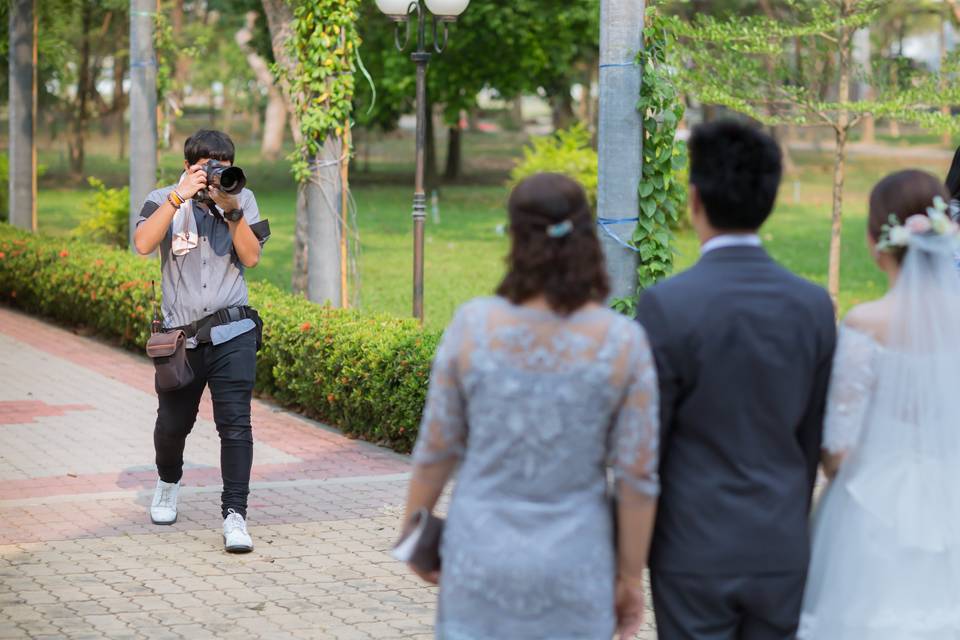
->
[376,0,470,323]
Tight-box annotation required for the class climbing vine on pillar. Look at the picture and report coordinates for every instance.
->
[283,0,362,181]
[632,5,686,294]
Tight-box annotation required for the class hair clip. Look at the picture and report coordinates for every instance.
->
[546,220,574,238]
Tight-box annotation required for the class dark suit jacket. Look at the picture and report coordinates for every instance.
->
[636,245,836,575]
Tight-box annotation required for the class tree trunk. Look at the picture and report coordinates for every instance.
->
[444,125,462,181]
[262,0,309,293]
[261,0,302,147]
[853,27,875,144]
[550,89,576,130]
[114,50,127,159]
[236,11,286,160]
[69,1,94,180]
[291,186,308,294]
[261,0,342,303]
[828,1,854,311]
[941,10,952,147]
[168,0,188,143]
[510,97,524,131]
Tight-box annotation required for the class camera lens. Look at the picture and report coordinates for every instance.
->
[218,167,246,195]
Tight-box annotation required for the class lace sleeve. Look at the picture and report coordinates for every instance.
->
[609,324,660,498]
[823,325,879,454]
[412,308,470,465]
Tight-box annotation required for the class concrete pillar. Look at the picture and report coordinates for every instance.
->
[598,0,645,301]
[8,0,37,231]
[305,137,343,306]
[129,0,158,249]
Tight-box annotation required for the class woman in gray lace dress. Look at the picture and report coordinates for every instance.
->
[401,173,660,639]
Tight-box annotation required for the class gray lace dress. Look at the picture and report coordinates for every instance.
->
[412,297,660,639]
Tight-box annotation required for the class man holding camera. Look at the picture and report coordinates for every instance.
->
[134,130,269,553]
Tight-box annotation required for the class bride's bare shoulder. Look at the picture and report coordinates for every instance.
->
[842,299,891,342]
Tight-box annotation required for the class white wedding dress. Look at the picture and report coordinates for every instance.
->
[799,235,960,639]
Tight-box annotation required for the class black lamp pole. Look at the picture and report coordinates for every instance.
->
[390,1,453,323]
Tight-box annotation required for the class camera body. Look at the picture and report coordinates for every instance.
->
[194,160,247,203]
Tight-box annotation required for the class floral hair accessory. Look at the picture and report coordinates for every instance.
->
[546,220,574,238]
[877,196,958,252]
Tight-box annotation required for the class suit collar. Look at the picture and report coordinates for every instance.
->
[697,244,771,264]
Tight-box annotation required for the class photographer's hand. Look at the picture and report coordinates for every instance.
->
[208,187,240,214]
[214,188,261,268]
[178,164,208,200]
[133,167,206,255]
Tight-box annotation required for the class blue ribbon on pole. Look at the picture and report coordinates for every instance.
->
[597,217,640,253]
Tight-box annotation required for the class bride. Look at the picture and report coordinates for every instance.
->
[799,169,960,639]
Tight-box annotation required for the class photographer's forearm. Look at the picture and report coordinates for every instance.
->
[228,218,261,268]
[134,201,177,255]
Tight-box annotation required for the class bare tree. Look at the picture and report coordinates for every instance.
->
[235,11,286,161]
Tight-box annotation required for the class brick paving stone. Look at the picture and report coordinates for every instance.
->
[0,306,659,639]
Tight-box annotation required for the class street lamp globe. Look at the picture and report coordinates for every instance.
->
[424,0,470,19]
[375,0,412,20]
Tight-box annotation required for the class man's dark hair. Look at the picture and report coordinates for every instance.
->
[184,130,235,165]
[688,119,783,231]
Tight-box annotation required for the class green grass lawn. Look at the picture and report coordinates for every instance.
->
[34,129,953,329]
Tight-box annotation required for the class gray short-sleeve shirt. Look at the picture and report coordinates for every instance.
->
[137,186,265,342]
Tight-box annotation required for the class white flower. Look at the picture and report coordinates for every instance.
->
[888,225,912,247]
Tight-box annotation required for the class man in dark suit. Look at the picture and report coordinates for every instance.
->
[636,120,836,640]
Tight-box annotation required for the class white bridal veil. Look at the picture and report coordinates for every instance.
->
[800,229,960,638]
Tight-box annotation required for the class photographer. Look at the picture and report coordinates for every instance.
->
[134,130,268,553]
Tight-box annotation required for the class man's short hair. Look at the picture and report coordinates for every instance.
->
[688,119,783,231]
[184,130,235,165]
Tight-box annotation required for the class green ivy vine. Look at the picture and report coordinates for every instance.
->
[283,0,362,183]
[615,4,687,314]
[636,6,686,288]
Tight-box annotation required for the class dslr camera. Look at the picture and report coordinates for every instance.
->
[194,160,247,203]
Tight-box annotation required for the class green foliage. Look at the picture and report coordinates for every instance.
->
[633,7,687,291]
[354,1,600,131]
[283,0,362,183]
[509,124,599,206]
[0,224,438,452]
[668,1,960,132]
[71,178,130,247]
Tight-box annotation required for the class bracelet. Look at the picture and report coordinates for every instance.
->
[173,188,186,204]
[167,193,182,209]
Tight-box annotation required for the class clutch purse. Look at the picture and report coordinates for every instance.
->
[391,508,444,573]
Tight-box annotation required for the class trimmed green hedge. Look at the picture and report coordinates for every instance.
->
[0,223,438,452]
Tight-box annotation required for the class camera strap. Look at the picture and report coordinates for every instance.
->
[151,280,163,335]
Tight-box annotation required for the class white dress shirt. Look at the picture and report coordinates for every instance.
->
[700,233,763,256]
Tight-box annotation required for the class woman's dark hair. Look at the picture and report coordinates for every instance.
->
[688,119,782,231]
[497,173,609,315]
[869,169,950,263]
[184,129,235,165]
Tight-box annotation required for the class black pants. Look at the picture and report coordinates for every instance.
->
[651,571,806,640]
[154,330,257,518]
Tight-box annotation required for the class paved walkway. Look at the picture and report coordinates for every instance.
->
[0,307,657,639]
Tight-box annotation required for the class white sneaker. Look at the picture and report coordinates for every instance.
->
[150,479,180,525]
[223,509,253,553]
